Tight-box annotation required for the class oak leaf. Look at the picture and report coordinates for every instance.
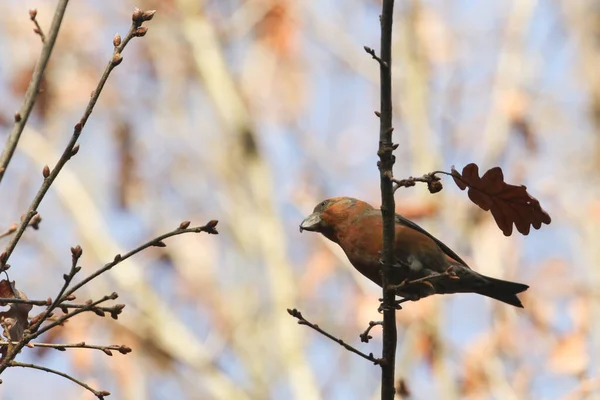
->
[451,163,551,236]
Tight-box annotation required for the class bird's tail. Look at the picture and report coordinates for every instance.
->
[475,276,529,308]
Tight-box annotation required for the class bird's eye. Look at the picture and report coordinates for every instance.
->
[320,201,327,207]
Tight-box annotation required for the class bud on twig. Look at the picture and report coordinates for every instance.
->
[113,33,122,47]
[42,165,50,178]
[204,220,219,234]
[179,221,191,229]
[112,53,123,66]
[133,27,148,37]
[29,9,37,20]
[30,214,42,229]
[141,10,156,21]
[132,8,143,23]
[71,245,83,259]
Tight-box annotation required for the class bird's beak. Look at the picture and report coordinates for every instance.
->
[299,212,321,233]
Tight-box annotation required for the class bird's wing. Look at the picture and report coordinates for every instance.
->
[394,214,470,267]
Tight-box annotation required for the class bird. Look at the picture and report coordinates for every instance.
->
[299,197,528,307]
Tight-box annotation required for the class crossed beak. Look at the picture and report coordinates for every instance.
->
[299,212,321,233]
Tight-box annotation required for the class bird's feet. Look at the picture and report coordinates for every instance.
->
[377,297,409,313]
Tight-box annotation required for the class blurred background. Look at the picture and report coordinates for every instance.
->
[0,0,597,399]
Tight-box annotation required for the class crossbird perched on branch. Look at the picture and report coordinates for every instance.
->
[300,197,528,307]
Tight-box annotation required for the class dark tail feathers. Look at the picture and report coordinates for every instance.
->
[476,276,529,308]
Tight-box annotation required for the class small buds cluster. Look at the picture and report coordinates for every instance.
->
[132,8,156,25]
[111,304,125,319]
[71,245,83,260]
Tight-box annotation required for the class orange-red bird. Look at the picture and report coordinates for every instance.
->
[300,197,528,307]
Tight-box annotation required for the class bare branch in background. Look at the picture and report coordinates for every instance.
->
[288,308,381,364]
[0,0,68,185]
[1,7,155,270]
[9,361,110,399]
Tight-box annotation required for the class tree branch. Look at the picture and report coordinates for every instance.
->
[0,0,69,184]
[60,221,218,302]
[9,361,110,399]
[376,1,398,398]
[287,309,381,365]
[1,341,131,355]
[359,321,383,343]
[0,8,155,271]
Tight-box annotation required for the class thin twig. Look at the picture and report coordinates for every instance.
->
[29,9,46,43]
[364,46,388,68]
[287,309,381,365]
[61,221,218,302]
[33,294,118,339]
[0,298,49,306]
[0,294,116,373]
[26,245,83,334]
[0,298,122,317]
[9,361,109,399]
[359,321,383,343]
[1,8,155,270]
[387,270,456,292]
[0,341,131,355]
[0,0,69,185]
[391,170,450,193]
[0,214,42,240]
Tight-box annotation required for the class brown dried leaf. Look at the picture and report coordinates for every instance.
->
[451,163,551,236]
[0,280,32,342]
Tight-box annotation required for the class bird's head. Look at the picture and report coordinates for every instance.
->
[300,197,372,241]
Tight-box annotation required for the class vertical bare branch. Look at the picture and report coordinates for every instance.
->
[377,1,397,399]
